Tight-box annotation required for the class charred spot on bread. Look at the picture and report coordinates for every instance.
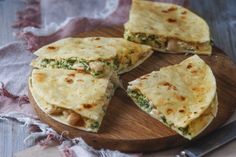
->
[167,18,177,23]
[47,46,58,51]
[65,77,74,84]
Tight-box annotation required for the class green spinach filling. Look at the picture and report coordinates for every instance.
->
[124,31,167,49]
[128,90,153,113]
[103,57,119,71]
[90,121,100,130]
[160,115,167,124]
[40,58,76,69]
[178,126,190,136]
[128,89,192,137]
[40,58,119,77]
[124,30,211,53]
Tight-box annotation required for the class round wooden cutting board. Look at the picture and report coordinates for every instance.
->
[29,26,236,152]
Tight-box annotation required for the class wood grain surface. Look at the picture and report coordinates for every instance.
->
[1,1,236,157]
[29,27,236,152]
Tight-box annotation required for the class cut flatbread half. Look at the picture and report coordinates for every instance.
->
[29,68,119,132]
[31,37,153,77]
[124,0,212,55]
[127,55,217,139]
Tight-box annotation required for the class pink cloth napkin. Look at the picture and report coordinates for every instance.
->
[0,0,186,156]
[0,42,36,118]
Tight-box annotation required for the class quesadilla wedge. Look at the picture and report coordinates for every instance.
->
[127,55,217,139]
[31,37,153,77]
[29,68,119,132]
[124,0,212,55]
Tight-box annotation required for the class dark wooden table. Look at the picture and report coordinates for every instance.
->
[0,0,235,157]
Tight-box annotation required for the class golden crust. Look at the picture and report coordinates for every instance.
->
[128,55,217,128]
[31,69,116,121]
[125,0,210,43]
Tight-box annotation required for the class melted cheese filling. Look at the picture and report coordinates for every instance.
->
[124,30,211,54]
[36,51,147,76]
[44,104,100,130]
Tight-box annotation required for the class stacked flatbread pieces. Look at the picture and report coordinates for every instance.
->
[127,55,217,139]
[29,37,152,132]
